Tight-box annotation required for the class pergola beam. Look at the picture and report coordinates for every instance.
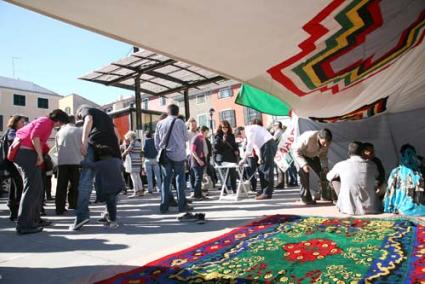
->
[107,59,176,86]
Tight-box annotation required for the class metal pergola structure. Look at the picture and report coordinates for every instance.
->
[80,49,228,131]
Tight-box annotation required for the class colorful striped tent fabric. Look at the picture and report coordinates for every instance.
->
[7,0,425,119]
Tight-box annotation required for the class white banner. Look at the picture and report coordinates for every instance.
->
[274,115,299,172]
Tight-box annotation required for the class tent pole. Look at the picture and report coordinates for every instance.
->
[184,88,190,119]
[134,74,142,138]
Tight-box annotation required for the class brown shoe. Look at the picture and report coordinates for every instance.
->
[256,194,272,200]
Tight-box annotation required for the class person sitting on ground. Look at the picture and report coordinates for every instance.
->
[190,126,210,200]
[292,129,332,205]
[327,141,382,215]
[362,142,386,198]
[384,144,425,216]
[235,122,277,200]
[122,131,144,198]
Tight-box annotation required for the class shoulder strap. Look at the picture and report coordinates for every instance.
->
[163,118,177,149]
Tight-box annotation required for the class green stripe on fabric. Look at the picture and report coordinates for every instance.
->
[235,84,291,116]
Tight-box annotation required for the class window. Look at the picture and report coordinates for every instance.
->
[142,98,149,109]
[38,98,49,109]
[0,115,3,131]
[196,93,206,104]
[160,97,166,106]
[218,87,232,99]
[64,107,71,114]
[13,94,26,106]
[198,114,209,127]
[219,110,236,128]
[244,107,262,124]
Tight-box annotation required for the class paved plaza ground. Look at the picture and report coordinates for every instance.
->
[0,179,398,284]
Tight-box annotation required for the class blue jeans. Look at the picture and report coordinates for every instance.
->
[144,158,162,193]
[76,146,96,221]
[104,193,118,221]
[161,158,187,212]
[192,166,205,198]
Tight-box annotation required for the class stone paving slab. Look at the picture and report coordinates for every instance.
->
[0,183,397,283]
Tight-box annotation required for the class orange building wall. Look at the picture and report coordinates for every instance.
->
[210,84,265,129]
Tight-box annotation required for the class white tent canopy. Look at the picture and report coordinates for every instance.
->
[7,0,425,119]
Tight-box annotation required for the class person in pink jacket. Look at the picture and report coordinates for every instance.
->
[14,109,69,234]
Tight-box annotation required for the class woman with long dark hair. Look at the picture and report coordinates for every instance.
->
[3,115,26,221]
[14,109,69,234]
[214,120,239,193]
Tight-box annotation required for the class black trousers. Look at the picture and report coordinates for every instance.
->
[7,162,23,218]
[258,139,277,196]
[298,156,322,202]
[245,156,258,192]
[55,165,80,213]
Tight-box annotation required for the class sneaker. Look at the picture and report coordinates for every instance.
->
[69,218,90,231]
[195,213,206,224]
[129,191,144,198]
[177,212,198,222]
[108,221,119,229]
[97,212,110,224]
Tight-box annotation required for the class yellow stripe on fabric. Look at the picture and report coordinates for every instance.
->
[302,0,368,87]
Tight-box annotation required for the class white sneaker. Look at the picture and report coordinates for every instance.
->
[69,218,90,231]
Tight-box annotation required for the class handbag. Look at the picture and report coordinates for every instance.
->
[157,118,177,165]
[7,138,21,162]
[124,154,132,173]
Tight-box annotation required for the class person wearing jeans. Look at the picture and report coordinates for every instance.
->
[74,145,96,223]
[143,131,162,193]
[155,104,190,213]
[70,106,121,231]
[191,126,209,200]
[161,159,188,212]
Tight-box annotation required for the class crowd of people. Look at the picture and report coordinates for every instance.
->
[1,103,424,234]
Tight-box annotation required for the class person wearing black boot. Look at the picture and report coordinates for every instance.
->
[1,115,26,221]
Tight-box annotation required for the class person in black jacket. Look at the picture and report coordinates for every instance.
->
[214,120,239,193]
[1,115,26,221]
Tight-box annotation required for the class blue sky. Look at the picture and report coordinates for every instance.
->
[0,1,133,105]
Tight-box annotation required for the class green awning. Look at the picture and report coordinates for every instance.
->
[235,84,291,116]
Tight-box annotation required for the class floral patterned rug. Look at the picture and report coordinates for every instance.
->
[97,215,425,283]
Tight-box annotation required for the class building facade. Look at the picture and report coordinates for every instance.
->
[58,93,99,116]
[101,81,285,133]
[0,76,62,135]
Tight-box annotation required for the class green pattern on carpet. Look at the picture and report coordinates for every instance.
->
[98,215,425,283]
